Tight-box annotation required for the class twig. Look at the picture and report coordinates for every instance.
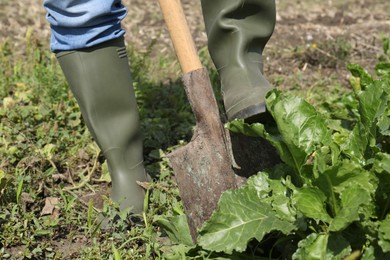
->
[63,189,102,212]
[64,149,100,191]
[351,33,382,51]
[314,46,338,60]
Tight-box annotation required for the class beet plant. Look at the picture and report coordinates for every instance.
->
[195,60,390,259]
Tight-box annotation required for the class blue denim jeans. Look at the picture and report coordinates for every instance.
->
[43,0,127,52]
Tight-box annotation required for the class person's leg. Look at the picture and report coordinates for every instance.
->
[43,0,128,52]
[201,0,276,122]
[56,38,149,213]
[44,1,148,213]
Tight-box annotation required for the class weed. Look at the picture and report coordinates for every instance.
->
[295,35,352,68]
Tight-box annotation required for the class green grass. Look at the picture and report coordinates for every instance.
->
[0,36,191,259]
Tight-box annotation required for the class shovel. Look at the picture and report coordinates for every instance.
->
[157,0,243,241]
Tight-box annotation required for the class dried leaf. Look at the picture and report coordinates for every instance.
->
[20,192,34,212]
[137,181,151,190]
[41,197,60,216]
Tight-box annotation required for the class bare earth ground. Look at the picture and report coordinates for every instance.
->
[0,0,389,257]
[1,0,389,88]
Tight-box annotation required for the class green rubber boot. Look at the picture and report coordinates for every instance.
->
[56,37,149,214]
[201,0,276,121]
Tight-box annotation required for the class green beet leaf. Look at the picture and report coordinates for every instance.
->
[267,178,297,222]
[198,173,296,254]
[373,152,390,173]
[293,233,351,260]
[340,64,389,161]
[154,214,194,246]
[247,170,298,222]
[266,90,332,174]
[160,244,194,260]
[377,109,390,137]
[329,185,371,232]
[358,81,384,134]
[376,62,390,77]
[373,153,390,219]
[228,89,332,179]
[361,246,376,260]
[376,76,390,136]
[293,186,332,224]
[311,161,375,231]
[379,215,390,253]
[314,160,373,193]
[339,122,368,162]
[348,64,374,91]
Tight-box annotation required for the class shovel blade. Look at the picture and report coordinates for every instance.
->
[168,129,239,241]
[168,68,240,241]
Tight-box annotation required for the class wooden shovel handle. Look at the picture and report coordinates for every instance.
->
[158,0,203,74]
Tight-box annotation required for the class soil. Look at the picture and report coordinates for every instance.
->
[1,0,389,88]
[268,0,390,89]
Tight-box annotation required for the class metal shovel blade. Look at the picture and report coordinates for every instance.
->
[167,68,241,241]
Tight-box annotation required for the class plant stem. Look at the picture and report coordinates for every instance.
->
[381,197,390,220]
[325,174,338,217]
